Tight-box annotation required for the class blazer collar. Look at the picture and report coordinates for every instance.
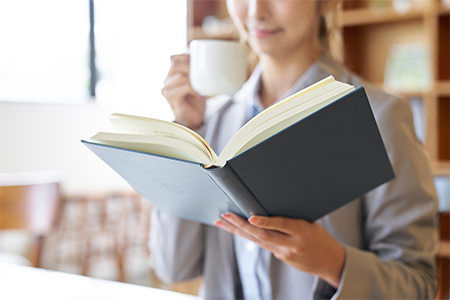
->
[232,52,340,108]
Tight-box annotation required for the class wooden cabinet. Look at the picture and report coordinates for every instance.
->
[341,5,449,296]
[340,0,450,176]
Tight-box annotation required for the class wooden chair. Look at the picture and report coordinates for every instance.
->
[52,191,152,283]
[0,171,63,268]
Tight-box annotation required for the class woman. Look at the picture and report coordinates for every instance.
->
[151,0,438,299]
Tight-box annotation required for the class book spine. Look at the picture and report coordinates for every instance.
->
[206,164,269,218]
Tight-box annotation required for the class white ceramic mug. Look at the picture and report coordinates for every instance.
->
[189,39,247,96]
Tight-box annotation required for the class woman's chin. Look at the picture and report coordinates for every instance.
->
[248,39,280,56]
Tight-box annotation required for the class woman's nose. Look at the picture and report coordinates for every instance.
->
[248,0,271,21]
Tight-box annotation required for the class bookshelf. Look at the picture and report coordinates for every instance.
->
[340,0,450,176]
[187,0,450,176]
[187,0,238,42]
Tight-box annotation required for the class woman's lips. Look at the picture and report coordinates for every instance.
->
[248,28,280,38]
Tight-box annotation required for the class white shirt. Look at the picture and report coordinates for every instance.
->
[235,61,324,300]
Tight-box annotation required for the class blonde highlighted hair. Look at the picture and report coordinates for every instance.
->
[319,0,343,62]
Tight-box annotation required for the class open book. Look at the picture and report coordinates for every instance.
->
[89,76,354,168]
[83,76,395,225]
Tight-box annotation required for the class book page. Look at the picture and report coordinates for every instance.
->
[227,87,354,161]
[110,114,217,162]
[256,75,335,117]
[90,132,213,165]
[234,85,354,153]
[229,76,335,143]
[218,81,353,164]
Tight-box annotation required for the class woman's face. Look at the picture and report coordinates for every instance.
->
[227,0,321,58]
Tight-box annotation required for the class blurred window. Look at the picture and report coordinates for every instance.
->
[0,0,186,118]
[0,0,90,103]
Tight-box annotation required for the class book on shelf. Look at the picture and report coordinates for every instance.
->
[82,76,395,225]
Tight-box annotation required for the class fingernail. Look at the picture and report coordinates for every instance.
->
[248,216,261,225]
[221,213,232,220]
[215,220,224,227]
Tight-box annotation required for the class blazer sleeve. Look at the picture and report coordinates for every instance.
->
[314,95,439,299]
[149,208,205,283]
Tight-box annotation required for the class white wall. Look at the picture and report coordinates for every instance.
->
[0,101,172,194]
[0,0,187,195]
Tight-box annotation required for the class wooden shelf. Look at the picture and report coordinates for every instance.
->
[399,90,428,99]
[188,26,238,42]
[437,80,450,96]
[439,240,450,258]
[338,6,429,27]
[431,160,450,176]
[373,81,429,99]
[338,3,449,28]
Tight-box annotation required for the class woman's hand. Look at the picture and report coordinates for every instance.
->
[162,54,207,130]
[215,213,346,288]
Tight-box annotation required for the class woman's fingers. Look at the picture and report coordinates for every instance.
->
[215,218,284,254]
[248,215,311,236]
[215,219,260,243]
[161,53,205,129]
[170,54,189,64]
[164,82,199,104]
[167,61,190,77]
[163,73,191,91]
[219,213,291,246]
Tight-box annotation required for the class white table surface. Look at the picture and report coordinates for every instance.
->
[0,262,202,300]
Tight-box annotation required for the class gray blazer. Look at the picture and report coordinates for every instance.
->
[150,53,439,299]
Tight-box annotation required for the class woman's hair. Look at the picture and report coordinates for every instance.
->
[319,0,343,62]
